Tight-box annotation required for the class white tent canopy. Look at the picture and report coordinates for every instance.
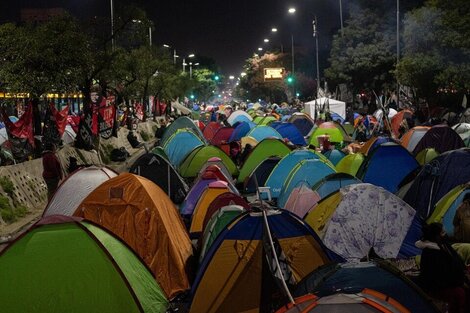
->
[305,97,346,120]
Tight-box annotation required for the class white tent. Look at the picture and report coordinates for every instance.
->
[305,97,346,120]
[171,101,192,115]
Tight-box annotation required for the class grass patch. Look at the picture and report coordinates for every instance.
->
[0,195,28,224]
[0,176,14,196]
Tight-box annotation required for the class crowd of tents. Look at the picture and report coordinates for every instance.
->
[2,100,470,312]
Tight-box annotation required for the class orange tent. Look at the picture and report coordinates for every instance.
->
[391,110,413,138]
[400,126,430,152]
[74,173,193,299]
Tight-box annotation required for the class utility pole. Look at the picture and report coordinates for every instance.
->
[313,17,320,98]
[110,0,115,51]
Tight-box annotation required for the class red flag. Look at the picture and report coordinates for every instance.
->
[1,104,34,147]
[49,103,69,136]
[135,102,144,121]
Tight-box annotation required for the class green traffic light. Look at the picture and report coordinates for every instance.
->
[287,76,293,84]
[214,75,220,81]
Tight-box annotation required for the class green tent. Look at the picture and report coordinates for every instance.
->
[151,146,169,160]
[0,216,168,313]
[254,116,277,125]
[416,148,439,165]
[335,153,365,177]
[198,205,246,263]
[178,145,239,178]
[309,127,344,147]
[161,116,205,146]
[238,138,292,183]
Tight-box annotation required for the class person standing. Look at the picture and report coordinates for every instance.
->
[42,143,63,200]
[454,193,470,243]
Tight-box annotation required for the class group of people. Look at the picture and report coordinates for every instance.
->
[416,195,470,313]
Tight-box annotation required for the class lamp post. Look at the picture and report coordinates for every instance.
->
[339,0,344,37]
[189,62,199,79]
[110,0,115,51]
[288,8,296,76]
[163,44,179,64]
[313,16,320,98]
[183,54,195,73]
[396,0,400,108]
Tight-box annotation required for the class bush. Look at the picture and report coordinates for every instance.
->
[140,130,150,142]
[0,176,14,196]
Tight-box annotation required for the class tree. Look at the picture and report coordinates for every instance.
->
[398,0,470,106]
[324,6,396,95]
[191,68,217,102]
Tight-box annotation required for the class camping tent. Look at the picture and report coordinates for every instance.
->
[163,129,205,167]
[161,116,205,146]
[288,113,315,136]
[74,173,193,299]
[0,215,168,313]
[190,209,336,313]
[413,124,464,155]
[43,166,118,217]
[270,122,307,146]
[129,153,189,204]
[305,97,346,120]
[178,145,238,178]
[335,153,365,177]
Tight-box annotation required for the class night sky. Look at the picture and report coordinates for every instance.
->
[0,0,345,76]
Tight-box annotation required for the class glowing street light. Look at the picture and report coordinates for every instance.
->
[258,47,263,51]
[264,38,269,43]
[271,27,278,32]
[188,54,195,58]
[240,72,247,77]
[288,7,296,14]
[229,75,235,80]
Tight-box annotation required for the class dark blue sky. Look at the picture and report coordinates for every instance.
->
[0,0,346,75]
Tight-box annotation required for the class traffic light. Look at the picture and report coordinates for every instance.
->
[190,94,195,99]
[214,75,220,81]
[286,76,294,84]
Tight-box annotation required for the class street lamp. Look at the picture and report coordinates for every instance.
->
[258,47,263,51]
[271,27,278,33]
[339,0,344,37]
[313,17,320,98]
[288,7,296,14]
[183,54,195,73]
[263,38,269,43]
[189,62,199,79]
[163,44,178,64]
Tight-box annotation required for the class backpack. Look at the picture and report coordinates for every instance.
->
[110,147,130,162]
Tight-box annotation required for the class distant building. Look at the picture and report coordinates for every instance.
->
[20,8,66,23]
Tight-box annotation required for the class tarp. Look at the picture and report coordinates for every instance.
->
[306,184,416,260]
[190,210,335,313]
[305,97,346,120]
[74,173,193,299]
[357,143,419,193]
[129,153,189,204]
[0,216,168,313]
[43,166,118,217]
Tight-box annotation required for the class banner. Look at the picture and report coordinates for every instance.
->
[1,104,34,147]
[67,115,80,133]
[135,102,144,121]
[98,96,117,139]
[75,103,94,150]
[50,103,69,136]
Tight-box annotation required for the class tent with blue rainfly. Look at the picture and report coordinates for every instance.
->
[311,172,362,199]
[0,215,168,313]
[403,148,470,220]
[163,129,205,167]
[190,209,340,313]
[264,149,328,199]
[294,261,439,313]
[357,143,419,194]
[129,153,189,204]
[270,122,307,146]
[228,121,256,142]
[288,113,315,136]
[245,125,282,142]
[243,156,281,194]
[178,145,238,178]
[227,110,253,125]
[305,184,419,260]
[277,159,336,209]
[237,138,292,184]
[322,149,346,166]
[161,116,205,146]
[427,184,470,236]
[413,124,464,156]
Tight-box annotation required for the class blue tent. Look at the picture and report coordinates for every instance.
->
[295,261,439,313]
[270,122,307,146]
[243,157,281,194]
[163,129,205,167]
[312,173,361,199]
[358,143,419,194]
[322,149,346,166]
[245,125,282,142]
[404,148,470,219]
[277,159,336,208]
[330,112,345,124]
[228,121,255,142]
[231,114,252,125]
[288,114,315,137]
[264,150,324,199]
[161,116,205,146]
